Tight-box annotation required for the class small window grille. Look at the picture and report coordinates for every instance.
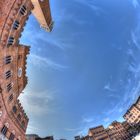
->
[13,20,20,30]
[7,37,14,46]
[20,5,27,15]
[5,56,12,64]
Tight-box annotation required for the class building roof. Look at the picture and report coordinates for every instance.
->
[89,125,104,130]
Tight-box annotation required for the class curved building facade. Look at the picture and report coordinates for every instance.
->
[0,0,53,140]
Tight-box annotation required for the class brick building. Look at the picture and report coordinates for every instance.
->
[106,125,120,140]
[88,125,110,140]
[0,0,53,140]
[107,121,131,140]
[26,134,54,140]
[74,97,140,140]
[123,96,140,126]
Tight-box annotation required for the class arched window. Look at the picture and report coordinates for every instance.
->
[13,20,20,30]
[1,125,8,136]
[5,70,11,79]
[5,56,12,64]
[12,106,17,113]
[7,83,12,92]
[21,121,25,128]
[9,133,15,140]
[7,37,14,46]
[20,5,27,16]
[17,114,21,121]
[9,94,13,102]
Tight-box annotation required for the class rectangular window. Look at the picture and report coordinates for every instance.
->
[5,56,12,64]
[1,125,8,136]
[7,83,12,92]
[9,133,15,140]
[5,70,11,79]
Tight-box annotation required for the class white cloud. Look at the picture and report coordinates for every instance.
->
[132,0,139,8]
[132,31,140,48]
[29,53,68,71]
[74,0,103,13]
[82,117,94,123]
[103,117,110,123]
[19,89,57,117]
[76,116,101,136]
[65,128,81,132]
[27,125,41,133]
[104,82,116,92]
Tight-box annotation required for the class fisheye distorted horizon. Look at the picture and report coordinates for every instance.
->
[20,0,140,139]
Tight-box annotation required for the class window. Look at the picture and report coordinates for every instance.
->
[12,106,17,113]
[21,121,25,128]
[7,37,14,46]
[13,20,20,30]
[0,111,2,117]
[7,83,12,92]
[9,133,15,140]
[17,114,21,121]
[5,70,11,79]
[18,55,22,60]
[20,5,27,15]
[9,94,13,102]
[18,68,22,77]
[5,56,12,64]
[1,125,8,136]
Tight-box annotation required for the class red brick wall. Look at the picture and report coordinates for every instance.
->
[0,0,33,140]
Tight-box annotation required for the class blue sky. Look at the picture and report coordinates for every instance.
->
[19,0,140,139]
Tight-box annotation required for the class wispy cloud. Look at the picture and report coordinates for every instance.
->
[82,117,94,123]
[104,82,116,92]
[74,0,103,14]
[131,30,140,49]
[76,116,100,136]
[19,89,57,117]
[132,0,139,8]
[103,117,110,123]
[20,17,74,51]
[65,128,81,132]
[29,53,68,71]
[27,125,42,133]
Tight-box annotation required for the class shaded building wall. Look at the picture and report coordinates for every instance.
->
[88,125,110,140]
[0,0,53,139]
[124,96,140,126]
[0,0,33,139]
[110,121,131,140]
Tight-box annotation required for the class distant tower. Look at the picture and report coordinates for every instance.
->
[0,0,53,140]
